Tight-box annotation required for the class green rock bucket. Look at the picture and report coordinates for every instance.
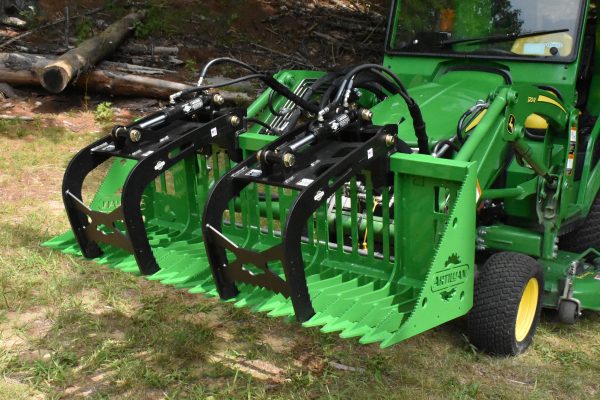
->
[45,142,477,348]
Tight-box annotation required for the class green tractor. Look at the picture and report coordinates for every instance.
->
[46,0,600,356]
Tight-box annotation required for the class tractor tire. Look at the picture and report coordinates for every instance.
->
[560,192,600,253]
[467,252,544,356]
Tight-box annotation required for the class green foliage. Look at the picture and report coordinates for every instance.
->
[184,59,198,74]
[94,102,114,123]
[106,0,128,18]
[134,5,170,38]
[75,17,94,43]
[18,7,38,26]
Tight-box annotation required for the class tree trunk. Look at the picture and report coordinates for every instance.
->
[40,11,145,94]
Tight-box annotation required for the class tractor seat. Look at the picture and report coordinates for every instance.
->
[511,32,574,57]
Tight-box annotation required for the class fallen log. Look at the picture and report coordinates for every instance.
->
[40,11,145,94]
[0,52,174,76]
[0,52,251,103]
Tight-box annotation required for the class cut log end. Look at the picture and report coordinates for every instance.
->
[40,66,70,94]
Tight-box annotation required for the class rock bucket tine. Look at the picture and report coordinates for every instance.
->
[304,285,385,329]
[311,279,374,309]
[322,295,397,334]
[358,306,411,344]
[246,273,348,313]
[339,305,399,339]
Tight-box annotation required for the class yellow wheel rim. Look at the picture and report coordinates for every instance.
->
[515,278,539,342]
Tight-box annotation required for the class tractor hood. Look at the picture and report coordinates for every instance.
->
[372,70,507,146]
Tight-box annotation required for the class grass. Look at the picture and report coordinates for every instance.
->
[0,116,599,400]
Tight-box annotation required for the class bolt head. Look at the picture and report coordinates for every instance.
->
[385,135,396,147]
[282,153,296,168]
[361,109,373,122]
[230,115,241,127]
[213,93,225,106]
[129,129,142,143]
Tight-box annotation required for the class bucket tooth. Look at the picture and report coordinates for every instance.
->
[235,288,276,309]
[334,298,396,337]
[95,250,129,265]
[307,275,346,291]
[111,257,138,270]
[303,312,338,328]
[121,263,143,274]
[267,302,295,317]
[43,233,77,250]
[358,330,392,345]
[249,295,286,312]
[160,265,206,285]
[358,311,407,344]
[313,280,376,308]
[174,279,203,289]
[309,282,379,328]
[316,288,392,332]
[339,324,372,339]
[310,278,361,308]
[188,277,218,294]
[62,245,83,255]
[318,285,384,318]
[320,318,355,334]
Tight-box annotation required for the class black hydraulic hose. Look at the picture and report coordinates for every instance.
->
[353,70,397,95]
[407,100,430,154]
[433,139,461,155]
[181,55,322,114]
[355,82,387,101]
[319,81,341,109]
[197,57,259,86]
[171,74,265,101]
[247,118,278,135]
[268,90,287,117]
[366,69,429,154]
[321,65,430,154]
[282,72,343,135]
[173,72,321,114]
[331,64,409,106]
[261,74,320,114]
[456,102,489,144]
[318,71,392,109]
[367,69,412,103]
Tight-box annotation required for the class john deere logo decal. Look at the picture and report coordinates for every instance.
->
[507,114,516,134]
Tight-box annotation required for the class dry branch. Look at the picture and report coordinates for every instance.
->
[40,11,145,94]
[0,7,103,50]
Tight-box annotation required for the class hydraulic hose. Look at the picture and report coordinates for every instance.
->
[197,57,259,86]
[320,64,430,154]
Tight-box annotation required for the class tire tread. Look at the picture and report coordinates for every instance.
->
[561,193,600,252]
[467,252,543,356]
